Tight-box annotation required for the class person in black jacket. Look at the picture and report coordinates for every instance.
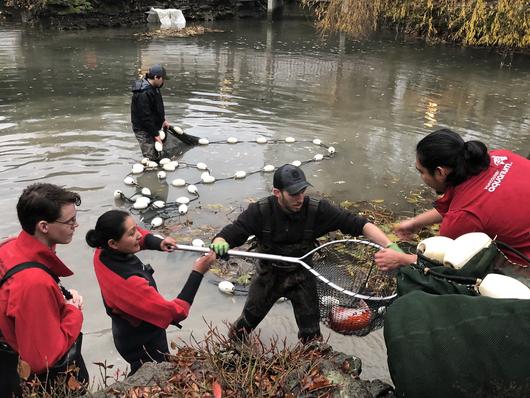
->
[131,64,171,160]
[86,210,215,375]
[210,164,402,343]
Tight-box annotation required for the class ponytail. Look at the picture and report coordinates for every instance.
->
[417,129,490,186]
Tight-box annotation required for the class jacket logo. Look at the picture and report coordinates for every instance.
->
[491,155,508,166]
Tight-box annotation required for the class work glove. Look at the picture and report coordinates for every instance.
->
[387,242,405,254]
[210,240,230,260]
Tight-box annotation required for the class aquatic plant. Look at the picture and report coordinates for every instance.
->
[301,0,530,50]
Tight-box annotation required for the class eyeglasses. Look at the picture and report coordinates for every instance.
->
[53,217,78,227]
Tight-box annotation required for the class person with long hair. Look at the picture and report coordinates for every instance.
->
[375,128,530,281]
[86,210,215,375]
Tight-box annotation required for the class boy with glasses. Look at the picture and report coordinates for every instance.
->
[0,183,87,396]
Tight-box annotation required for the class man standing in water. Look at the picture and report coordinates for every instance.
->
[210,164,402,343]
[0,183,87,396]
[131,64,171,160]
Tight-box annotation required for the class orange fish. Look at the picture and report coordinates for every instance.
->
[328,300,372,333]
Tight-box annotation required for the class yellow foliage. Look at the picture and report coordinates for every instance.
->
[300,0,530,49]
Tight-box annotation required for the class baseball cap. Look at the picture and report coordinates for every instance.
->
[273,164,312,194]
[148,64,169,80]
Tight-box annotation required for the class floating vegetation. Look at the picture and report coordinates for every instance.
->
[301,0,530,51]
[138,25,224,38]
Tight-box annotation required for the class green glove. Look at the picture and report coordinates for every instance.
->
[387,242,405,254]
[210,240,230,259]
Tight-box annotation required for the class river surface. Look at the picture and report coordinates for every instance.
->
[0,16,529,387]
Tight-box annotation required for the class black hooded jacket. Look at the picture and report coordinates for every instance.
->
[131,78,165,137]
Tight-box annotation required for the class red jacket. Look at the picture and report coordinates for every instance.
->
[435,150,530,265]
[93,228,191,330]
[0,231,83,373]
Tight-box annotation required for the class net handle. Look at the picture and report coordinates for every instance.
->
[175,239,396,301]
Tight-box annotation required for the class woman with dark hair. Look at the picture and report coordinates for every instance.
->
[86,210,215,375]
[375,129,530,279]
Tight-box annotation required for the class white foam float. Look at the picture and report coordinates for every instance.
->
[328,146,336,154]
[227,137,238,144]
[187,185,198,194]
[176,196,190,205]
[234,171,247,179]
[132,163,144,174]
[155,141,163,152]
[150,217,163,228]
[285,137,296,143]
[141,158,150,165]
[141,187,152,196]
[201,174,215,184]
[256,136,267,144]
[173,126,184,134]
[196,162,208,170]
[443,232,492,269]
[198,138,209,145]
[163,162,176,172]
[146,161,158,169]
[172,178,186,187]
[157,171,166,179]
[291,160,302,167]
[192,239,204,247]
[263,164,275,172]
[133,197,150,210]
[158,129,166,141]
[113,190,123,199]
[178,204,188,215]
[123,176,136,185]
[313,138,322,146]
[417,236,454,263]
[218,280,235,294]
[478,274,530,299]
[152,200,166,209]
[159,158,171,165]
[313,154,324,161]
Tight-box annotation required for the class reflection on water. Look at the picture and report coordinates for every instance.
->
[0,19,529,384]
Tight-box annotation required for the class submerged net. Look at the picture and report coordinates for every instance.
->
[311,240,397,336]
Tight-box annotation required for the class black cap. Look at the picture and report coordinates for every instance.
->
[148,64,169,80]
[273,164,312,194]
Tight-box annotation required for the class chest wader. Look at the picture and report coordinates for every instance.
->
[230,198,323,343]
[0,263,88,395]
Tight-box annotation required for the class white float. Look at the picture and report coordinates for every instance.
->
[478,274,530,299]
[192,239,205,247]
[131,163,144,174]
[157,171,167,179]
[141,158,150,165]
[146,161,158,169]
[417,236,454,263]
[123,176,136,186]
[152,200,166,209]
[176,196,190,205]
[198,138,209,145]
[234,171,247,179]
[141,187,151,196]
[163,162,176,172]
[313,154,324,161]
[150,217,163,228]
[218,280,235,294]
[159,158,171,165]
[196,162,208,170]
[113,190,123,199]
[178,204,188,215]
[171,178,186,187]
[291,160,302,167]
[187,185,198,194]
[285,137,296,143]
[328,146,336,154]
[443,233,492,269]
[155,141,163,152]
[158,129,166,141]
[263,164,275,172]
[227,137,238,144]
[313,139,322,146]
[256,137,267,144]
[201,174,215,184]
